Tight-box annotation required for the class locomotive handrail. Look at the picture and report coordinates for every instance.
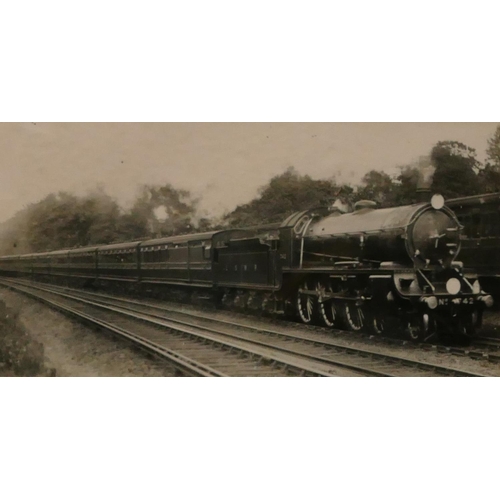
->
[299,217,315,269]
[417,269,436,292]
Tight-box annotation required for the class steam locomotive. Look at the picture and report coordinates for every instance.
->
[0,194,492,340]
[281,193,492,339]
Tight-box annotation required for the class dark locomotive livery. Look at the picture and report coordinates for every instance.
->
[285,194,492,339]
[0,194,493,339]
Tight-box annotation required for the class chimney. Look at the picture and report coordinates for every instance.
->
[415,155,436,203]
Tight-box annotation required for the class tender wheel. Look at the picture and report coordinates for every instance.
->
[406,313,432,341]
[234,290,249,309]
[221,290,235,308]
[297,280,316,324]
[261,293,273,314]
[246,292,262,311]
[343,302,365,331]
[316,282,338,327]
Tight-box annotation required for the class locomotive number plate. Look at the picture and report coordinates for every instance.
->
[437,297,474,306]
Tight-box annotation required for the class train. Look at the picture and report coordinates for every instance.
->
[0,193,493,341]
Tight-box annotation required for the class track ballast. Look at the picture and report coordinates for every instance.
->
[0,278,488,377]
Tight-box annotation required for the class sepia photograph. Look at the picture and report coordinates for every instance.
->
[1,123,500,377]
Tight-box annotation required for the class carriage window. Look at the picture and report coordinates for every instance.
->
[101,251,136,264]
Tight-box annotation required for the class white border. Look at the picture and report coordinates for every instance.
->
[1,1,499,121]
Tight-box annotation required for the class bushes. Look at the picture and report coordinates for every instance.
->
[0,300,52,376]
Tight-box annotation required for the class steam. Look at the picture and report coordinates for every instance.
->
[416,155,436,191]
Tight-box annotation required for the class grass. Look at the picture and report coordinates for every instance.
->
[0,299,52,376]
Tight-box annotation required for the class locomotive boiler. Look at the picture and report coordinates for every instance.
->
[303,197,461,267]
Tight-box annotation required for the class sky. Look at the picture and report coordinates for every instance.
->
[0,122,497,223]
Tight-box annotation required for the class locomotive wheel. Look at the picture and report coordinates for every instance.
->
[318,299,338,328]
[370,313,386,335]
[297,280,317,324]
[342,302,365,331]
[457,311,478,337]
[406,313,432,341]
[316,281,338,327]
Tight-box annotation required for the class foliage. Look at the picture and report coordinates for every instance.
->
[0,183,203,255]
[486,124,500,166]
[1,135,499,254]
[349,141,487,207]
[477,125,500,193]
[0,300,48,376]
[225,167,346,227]
[25,190,124,252]
[126,184,199,238]
[357,170,398,207]
[393,165,420,205]
[0,210,32,255]
[477,164,500,193]
[429,141,482,198]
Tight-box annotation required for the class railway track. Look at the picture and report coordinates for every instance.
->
[472,336,500,353]
[340,325,500,364]
[16,278,499,368]
[0,279,335,377]
[0,278,486,377]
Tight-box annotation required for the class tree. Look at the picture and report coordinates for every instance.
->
[26,192,86,251]
[127,184,199,238]
[224,167,344,227]
[357,170,398,207]
[393,165,420,205]
[23,190,125,251]
[82,189,124,245]
[477,164,500,194]
[0,210,32,255]
[429,141,482,198]
[477,125,500,193]
[486,124,500,167]
[0,182,205,256]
